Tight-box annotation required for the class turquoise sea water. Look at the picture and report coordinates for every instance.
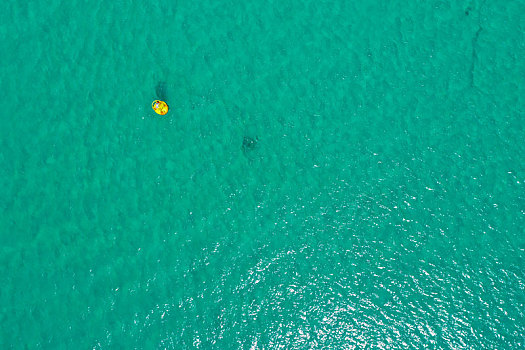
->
[1,0,525,348]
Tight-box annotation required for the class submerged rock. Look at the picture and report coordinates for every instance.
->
[242,136,258,152]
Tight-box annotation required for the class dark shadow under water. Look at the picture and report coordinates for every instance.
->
[242,136,258,154]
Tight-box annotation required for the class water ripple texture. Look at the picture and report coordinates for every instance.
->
[1,0,524,348]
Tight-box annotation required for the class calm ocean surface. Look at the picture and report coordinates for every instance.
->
[1,0,524,348]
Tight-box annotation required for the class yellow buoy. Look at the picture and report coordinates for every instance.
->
[152,100,169,115]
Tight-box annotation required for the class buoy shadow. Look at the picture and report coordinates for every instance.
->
[155,81,168,101]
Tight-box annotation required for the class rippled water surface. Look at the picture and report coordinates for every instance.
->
[1,0,524,348]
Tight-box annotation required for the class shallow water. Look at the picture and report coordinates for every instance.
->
[1,0,524,348]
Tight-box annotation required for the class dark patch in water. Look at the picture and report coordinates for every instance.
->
[242,136,258,153]
[155,81,168,101]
